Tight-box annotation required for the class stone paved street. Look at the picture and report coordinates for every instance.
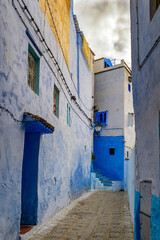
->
[28,191,134,240]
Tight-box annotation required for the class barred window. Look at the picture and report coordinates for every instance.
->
[150,0,160,20]
[28,44,40,95]
[28,52,36,91]
[53,85,59,118]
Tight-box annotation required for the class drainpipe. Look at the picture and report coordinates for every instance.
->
[77,32,80,96]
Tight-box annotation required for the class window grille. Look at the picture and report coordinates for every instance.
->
[28,44,40,95]
[53,85,59,118]
[28,52,36,92]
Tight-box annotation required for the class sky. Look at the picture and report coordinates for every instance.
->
[74,0,131,66]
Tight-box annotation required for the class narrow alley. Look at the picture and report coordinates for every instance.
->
[1,0,160,239]
[26,191,134,240]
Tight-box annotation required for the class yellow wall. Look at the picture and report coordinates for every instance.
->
[39,0,71,69]
[39,0,94,72]
[82,36,94,72]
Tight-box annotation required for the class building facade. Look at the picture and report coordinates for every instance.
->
[131,0,160,239]
[93,59,135,193]
[0,0,94,239]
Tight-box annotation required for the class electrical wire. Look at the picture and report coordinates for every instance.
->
[0,104,22,123]
[46,0,93,111]
[12,0,92,129]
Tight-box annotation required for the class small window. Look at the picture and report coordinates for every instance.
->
[67,103,71,126]
[95,111,107,125]
[128,113,134,127]
[28,44,40,95]
[127,151,129,158]
[109,148,115,155]
[53,85,59,117]
[150,0,160,20]
[128,84,131,92]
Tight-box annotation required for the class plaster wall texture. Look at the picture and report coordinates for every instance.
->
[127,148,135,224]
[131,0,160,238]
[94,67,125,136]
[94,62,135,150]
[0,0,93,239]
[94,58,104,73]
[93,136,124,181]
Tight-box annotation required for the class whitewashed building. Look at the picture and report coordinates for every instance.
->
[93,58,135,196]
[131,0,160,239]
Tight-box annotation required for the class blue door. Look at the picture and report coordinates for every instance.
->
[21,132,40,225]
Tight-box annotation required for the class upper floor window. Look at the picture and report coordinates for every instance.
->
[128,113,134,127]
[53,85,59,118]
[28,44,40,95]
[128,84,131,92]
[150,0,160,20]
[67,103,71,126]
[95,111,107,125]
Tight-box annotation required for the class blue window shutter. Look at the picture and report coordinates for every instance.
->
[128,84,131,92]
[95,112,100,123]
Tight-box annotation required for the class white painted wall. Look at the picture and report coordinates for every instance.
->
[94,60,135,152]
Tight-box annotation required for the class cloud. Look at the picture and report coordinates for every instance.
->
[74,0,131,66]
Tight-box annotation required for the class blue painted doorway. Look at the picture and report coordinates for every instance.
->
[21,132,40,225]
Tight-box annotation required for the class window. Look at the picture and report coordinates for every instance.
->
[28,44,40,95]
[128,113,134,127]
[53,85,59,117]
[67,103,71,126]
[109,148,115,155]
[95,111,107,125]
[150,0,160,20]
[128,84,131,92]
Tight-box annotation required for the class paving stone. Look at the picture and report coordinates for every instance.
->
[28,191,134,240]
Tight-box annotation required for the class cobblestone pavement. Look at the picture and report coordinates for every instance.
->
[28,191,134,240]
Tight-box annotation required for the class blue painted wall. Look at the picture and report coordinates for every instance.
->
[134,192,160,240]
[151,195,160,240]
[93,136,124,180]
[0,1,93,239]
[134,191,141,240]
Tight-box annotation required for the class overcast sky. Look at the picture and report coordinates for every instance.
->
[74,0,131,66]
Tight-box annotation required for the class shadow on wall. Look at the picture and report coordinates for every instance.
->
[70,159,90,199]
